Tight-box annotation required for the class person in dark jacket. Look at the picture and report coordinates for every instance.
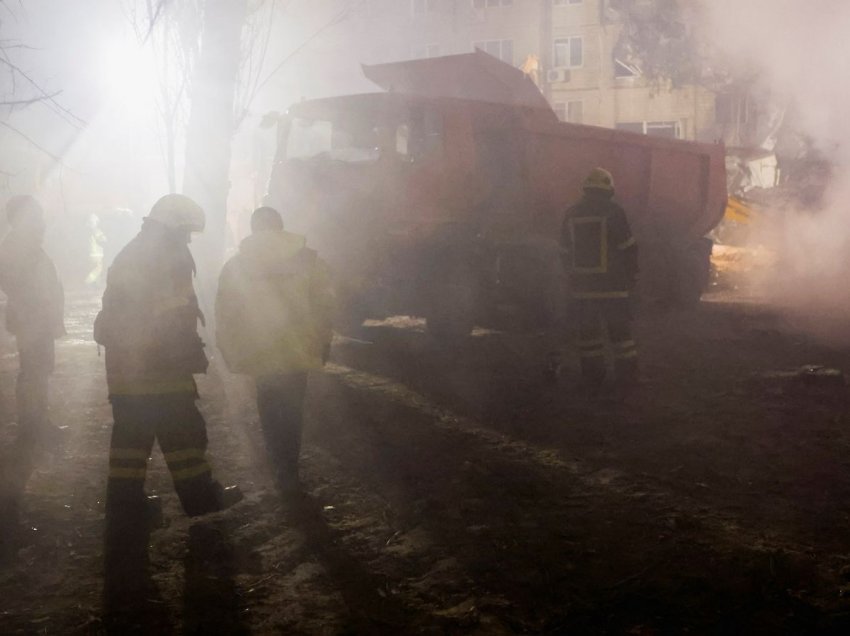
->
[0,195,65,447]
[94,194,242,594]
[561,168,639,393]
[215,206,333,493]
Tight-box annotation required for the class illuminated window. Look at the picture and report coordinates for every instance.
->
[553,37,583,68]
[473,39,514,65]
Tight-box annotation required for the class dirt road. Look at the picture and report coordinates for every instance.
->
[3,292,850,634]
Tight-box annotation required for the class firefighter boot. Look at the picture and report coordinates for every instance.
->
[217,484,244,510]
[179,478,243,517]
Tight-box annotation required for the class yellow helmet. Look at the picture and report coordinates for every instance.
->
[148,194,205,232]
[582,167,615,194]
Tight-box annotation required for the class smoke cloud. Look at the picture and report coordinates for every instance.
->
[701,0,850,342]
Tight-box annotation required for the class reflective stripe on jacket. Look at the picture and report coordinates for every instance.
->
[561,193,638,299]
[215,230,334,376]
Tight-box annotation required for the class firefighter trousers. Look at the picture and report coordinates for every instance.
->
[576,298,638,389]
[255,372,308,488]
[105,393,224,521]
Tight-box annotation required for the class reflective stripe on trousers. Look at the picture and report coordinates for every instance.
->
[105,393,217,517]
[576,299,638,385]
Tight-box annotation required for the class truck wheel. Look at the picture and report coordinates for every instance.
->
[424,276,478,339]
[676,237,713,306]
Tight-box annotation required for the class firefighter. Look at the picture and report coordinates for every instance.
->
[561,168,639,393]
[0,195,65,447]
[215,206,333,493]
[95,194,242,557]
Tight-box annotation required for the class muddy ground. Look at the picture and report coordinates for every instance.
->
[3,291,850,634]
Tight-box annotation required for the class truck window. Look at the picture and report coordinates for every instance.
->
[286,117,380,163]
[286,118,332,159]
[285,109,443,163]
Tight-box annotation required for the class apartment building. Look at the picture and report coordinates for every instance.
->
[545,0,715,140]
[340,0,715,141]
[347,0,543,69]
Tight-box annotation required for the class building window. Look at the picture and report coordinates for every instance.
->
[614,58,641,78]
[554,103,566,122]
[411,43,441,59]
[412,0,437,15]
[554,101,583,124]
[616,121,681,139]
[473,39,514,65]
[553,0,583,5]
[553,37,583,68]
[472,0,513,8]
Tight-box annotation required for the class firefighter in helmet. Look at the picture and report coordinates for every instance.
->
[561,168,639,392]
[95,194,242,587]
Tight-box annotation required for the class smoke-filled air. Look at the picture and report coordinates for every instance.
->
[6,1,850,633]
[701,0,850,341]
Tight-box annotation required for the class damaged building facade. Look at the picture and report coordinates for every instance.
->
[341,0,716,141]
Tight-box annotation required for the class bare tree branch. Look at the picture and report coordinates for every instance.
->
[142,0,171,43]
[0,57,86,128]
[0,119,65,165]
[234,0,278,127]
[252,0,365,100]
[0,90,61,107]
[0,41,41,51]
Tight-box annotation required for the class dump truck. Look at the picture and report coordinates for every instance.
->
[266,51,727,336]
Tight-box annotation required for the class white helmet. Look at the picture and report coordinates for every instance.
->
[148,194,205,232]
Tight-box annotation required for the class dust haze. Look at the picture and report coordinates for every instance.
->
[702,0,850,341]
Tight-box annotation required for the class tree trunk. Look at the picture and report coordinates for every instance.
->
[182,0,247,323]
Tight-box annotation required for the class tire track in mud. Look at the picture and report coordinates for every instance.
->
[322,362,776,547]
[304,361,850,631]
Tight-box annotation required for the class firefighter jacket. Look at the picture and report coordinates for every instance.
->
[94,219,207,397]
[0,229,65,347]
[560,193,638,300]
[215,230,333,377]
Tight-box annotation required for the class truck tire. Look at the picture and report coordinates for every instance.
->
[675,237,713,306]
[424,267,478,339]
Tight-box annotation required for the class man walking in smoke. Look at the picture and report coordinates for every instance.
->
[561,168,639,394]
[215,206,333,493]
[0,195,65,448]
[94,194,242,593]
